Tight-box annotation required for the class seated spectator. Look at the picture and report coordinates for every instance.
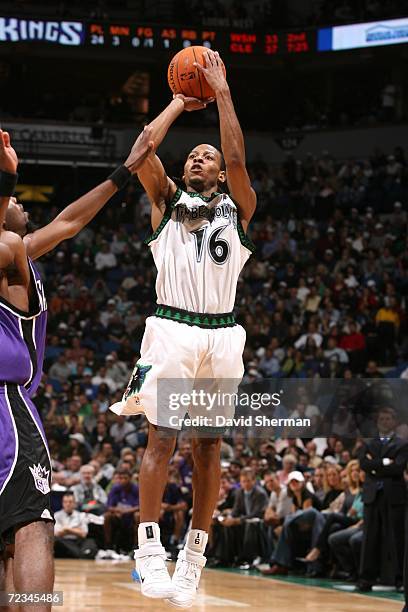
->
[72,464,108,515]
[54,492,97,559]
[261,471,323,575]
[109,415,139,449]
[213,468,268,566]
[263,472,292,527]
[277,454,297,485]
[304,460,364,568]
[104,469,139,553]
[53,454,83,488]
[159,478,188,549]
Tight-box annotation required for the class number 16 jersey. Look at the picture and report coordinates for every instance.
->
[145,188,255,314]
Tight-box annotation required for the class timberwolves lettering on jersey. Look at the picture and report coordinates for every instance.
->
[145,188,255,314]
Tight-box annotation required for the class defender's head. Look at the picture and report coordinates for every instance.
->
[5,197,29,236]
[183,144,226,193]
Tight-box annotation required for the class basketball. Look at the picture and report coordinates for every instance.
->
[167,46,226,100]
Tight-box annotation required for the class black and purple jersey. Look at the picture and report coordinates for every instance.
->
[0,258,47,396]
[0,258,53,537]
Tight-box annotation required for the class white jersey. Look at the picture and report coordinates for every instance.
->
[145,187,254,314]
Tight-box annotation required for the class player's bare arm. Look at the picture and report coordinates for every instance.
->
[195,50,256,230]
[19,127,154,260]
[0,132,30,305]
[137,95,212,230]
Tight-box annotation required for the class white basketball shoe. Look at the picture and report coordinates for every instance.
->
[167,548,206,608]
[134,542,175,599]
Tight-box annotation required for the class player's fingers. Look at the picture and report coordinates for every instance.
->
[203,51,213,67]
[3,132,10,147]
[193,61,206,74]
[0,130,5,151]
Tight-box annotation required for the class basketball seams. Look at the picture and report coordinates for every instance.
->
[192,46,203,100]
[168,46,214,100]
[175,51,183,97]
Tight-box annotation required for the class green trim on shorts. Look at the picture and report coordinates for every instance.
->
[154,304,236,329]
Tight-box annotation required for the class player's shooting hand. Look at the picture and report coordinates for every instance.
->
[173,93,214,112]
[124,125,155,174]
[194,50,227,95]
[0,130,18,174]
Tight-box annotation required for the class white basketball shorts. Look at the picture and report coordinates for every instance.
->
[109,316,246,429]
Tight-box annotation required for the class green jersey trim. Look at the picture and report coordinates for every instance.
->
[237,218,256,253]
[154,304,236,328]
[184,190,223,201]
[144,188,183,245]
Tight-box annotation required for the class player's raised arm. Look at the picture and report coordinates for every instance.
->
[6,127,154,260]
[136,95,211,229]
[0,131,30,291]
[195,50,256,229]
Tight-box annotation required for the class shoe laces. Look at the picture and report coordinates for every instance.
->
[142,554,169,579]
[174,559,201,591]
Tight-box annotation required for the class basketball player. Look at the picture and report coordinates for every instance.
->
[0,126,153,611]
[110,50,256,607]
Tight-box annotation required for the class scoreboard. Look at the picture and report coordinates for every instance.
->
[87,23,315,55]
[0,17,316,56]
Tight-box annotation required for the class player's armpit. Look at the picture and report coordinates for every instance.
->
[137,154,177,209]
[226,161,257,228]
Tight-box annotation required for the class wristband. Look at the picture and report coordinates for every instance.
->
[108,165,132,190]
[0,171,18,197]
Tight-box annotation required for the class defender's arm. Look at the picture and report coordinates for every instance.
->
[23,127,154,260]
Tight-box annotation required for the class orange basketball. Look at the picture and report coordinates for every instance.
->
[167,46,226,100]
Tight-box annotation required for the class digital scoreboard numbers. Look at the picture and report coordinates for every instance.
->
[88,23,217,50]
[229,30,314,54]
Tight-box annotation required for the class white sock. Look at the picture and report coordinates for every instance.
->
[138,522,161,547]
[185,529,208,555]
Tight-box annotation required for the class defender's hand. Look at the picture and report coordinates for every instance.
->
[174,93,214,112]
[194,50,227,95]
[124,126,154,173]
[0,130,18,174]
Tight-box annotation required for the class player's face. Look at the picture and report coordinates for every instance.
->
[5,197,29,236]
[183,144,225,192]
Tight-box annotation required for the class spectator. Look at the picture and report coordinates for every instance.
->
[72,464,108,515]
[104,469,139,553]
[54,493,97,559]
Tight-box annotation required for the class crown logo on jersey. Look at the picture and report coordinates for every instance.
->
[29,463,50,495]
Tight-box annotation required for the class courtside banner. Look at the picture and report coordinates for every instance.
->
[318,17,408,51]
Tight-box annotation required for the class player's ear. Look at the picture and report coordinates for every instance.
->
[218,170,226,184]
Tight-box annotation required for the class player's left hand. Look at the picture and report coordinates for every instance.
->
[0,130,18,174]
[174,93,214,112]
[194,50,227,95]
[124,125,155,173]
